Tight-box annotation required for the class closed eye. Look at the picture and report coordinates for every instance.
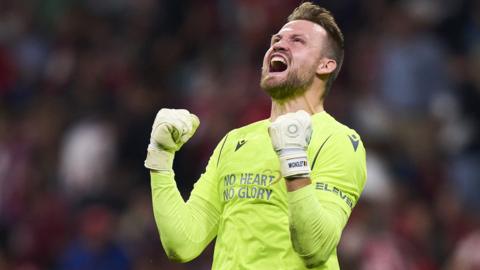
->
[271,35,281,45]
[291,36,305,44]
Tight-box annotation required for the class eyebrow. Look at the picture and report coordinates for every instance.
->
[291,33,307,39]
[271,34,281,44]
[270,33,307,44]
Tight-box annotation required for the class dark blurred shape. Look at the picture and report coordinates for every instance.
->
[56,204,130,270]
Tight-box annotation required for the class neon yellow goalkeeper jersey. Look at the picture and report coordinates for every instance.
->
[150,111,366,269]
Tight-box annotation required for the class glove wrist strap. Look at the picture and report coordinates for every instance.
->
[278,149,311,180]
[144,144,174,171]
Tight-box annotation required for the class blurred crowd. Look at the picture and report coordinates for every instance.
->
[0,0,479,269]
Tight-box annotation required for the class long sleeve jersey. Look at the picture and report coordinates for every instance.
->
[151,111,367,269]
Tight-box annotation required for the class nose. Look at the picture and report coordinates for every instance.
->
[272,39,287,52]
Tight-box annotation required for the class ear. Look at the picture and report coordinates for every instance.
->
[316,58,337,76]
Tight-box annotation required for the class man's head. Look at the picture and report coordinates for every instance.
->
[260,2,344,101]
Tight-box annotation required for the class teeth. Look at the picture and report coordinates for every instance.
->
[271,56,286,65]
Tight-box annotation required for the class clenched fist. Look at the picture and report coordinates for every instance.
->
[269,110,312,179]
[145,109,199,171]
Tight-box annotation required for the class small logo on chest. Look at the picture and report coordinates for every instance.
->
[235,139,247,151]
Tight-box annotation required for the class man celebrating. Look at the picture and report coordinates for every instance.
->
[144,2,366,269]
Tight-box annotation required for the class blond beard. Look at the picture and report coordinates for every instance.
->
[260,67,315,101]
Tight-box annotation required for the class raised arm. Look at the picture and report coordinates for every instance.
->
[269,111,366,267]
[145,109,223,262]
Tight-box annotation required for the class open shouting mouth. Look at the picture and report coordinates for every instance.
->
[268,53,289,74]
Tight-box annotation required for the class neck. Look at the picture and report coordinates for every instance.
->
[270,86,324,121]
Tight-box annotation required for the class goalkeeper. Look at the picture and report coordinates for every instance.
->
[145,2,366,269]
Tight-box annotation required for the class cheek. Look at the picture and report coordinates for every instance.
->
[262,48,273,65]
[292,54,314,70]
[303,53,320,70]
[262,56,268,67]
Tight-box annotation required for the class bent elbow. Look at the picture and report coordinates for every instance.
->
[161,238,200,263]
[297,249,329,268]
[302,251,330,268]
[299,247,335,268]
[164,248,195,263]
[294,231,341,268]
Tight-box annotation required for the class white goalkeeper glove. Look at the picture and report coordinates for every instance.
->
[144,108,200,171]
[268,110,312,179]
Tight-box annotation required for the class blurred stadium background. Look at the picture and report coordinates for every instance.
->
[0,0,479,269]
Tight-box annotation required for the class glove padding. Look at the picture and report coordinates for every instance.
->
[269,110,312,179]
[145,109,200,171]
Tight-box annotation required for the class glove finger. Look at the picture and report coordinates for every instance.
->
[269,110,312,150]
[151,108,176,136]
[295,110,311,128]
[182,113,200,141]
[305,128,312,145]
[150,108,199,152]
[190,113,200,130]
[268,124,283,152]
[152,123,178,151]
[179,113,200,143]
[296,110,312,145]
[170,112,192,141]
[151,109,185,149]
[295,110,310,120]
[164,111,199,147]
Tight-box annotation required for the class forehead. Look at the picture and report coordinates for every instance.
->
[277,20,327,38]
